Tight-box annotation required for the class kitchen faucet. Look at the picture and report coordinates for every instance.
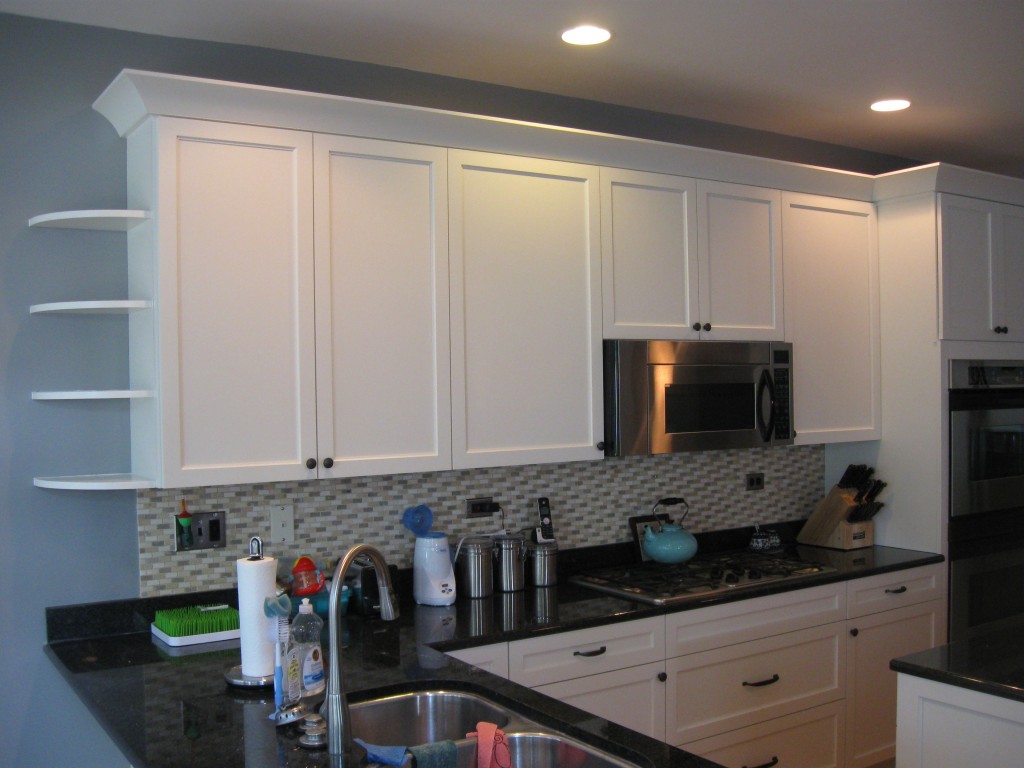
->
[322,544,400,764]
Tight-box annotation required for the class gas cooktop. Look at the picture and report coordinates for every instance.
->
[569,549,836,606]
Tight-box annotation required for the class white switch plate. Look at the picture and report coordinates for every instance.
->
[267,504,295,544]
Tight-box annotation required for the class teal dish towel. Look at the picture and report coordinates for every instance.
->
[409,740,457,768]
[354,738,408,766]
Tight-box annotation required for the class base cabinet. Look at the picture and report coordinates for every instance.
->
[451,567,944,768]
[683,700,845,768]
[896,673,1024,768]
[845,598,946,768]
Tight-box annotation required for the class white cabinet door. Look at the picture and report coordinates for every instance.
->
[535,661,667,741]
[782,193,880,444]
[313,135,451,477]
[135,117,318,487]
[449,150,603,469]
[600,168,698,339]
[997,202,1024,340]
[939,194,1024,342]
[845,598,946,768]
[939,194,998,341]
[696,180,784,340]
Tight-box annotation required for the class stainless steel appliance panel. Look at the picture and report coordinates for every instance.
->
[603,339,793,456]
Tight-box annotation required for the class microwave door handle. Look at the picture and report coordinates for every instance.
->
[756,368,775,442]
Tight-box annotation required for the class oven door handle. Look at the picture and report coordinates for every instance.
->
[756,369,775,442]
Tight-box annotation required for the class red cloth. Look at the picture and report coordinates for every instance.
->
[467,721,510,768]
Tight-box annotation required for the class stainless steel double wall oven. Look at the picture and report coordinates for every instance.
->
[949,359,1024,642]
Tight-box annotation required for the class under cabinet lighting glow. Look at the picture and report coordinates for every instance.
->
[871,99,911,112]
[561,25,611,45]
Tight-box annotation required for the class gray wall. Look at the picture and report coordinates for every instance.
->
[0,13,887,767]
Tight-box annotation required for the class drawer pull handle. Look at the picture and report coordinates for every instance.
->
[743,758,779,768]
[742,673,780,688]
[885,586,908,594]
[573,646,607,658]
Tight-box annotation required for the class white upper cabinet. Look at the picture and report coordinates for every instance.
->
[449,150,604,468]
[940,193,1024,341]
[313,135,451,477]
[600,168,698,339]
[696,181,784,340]
[132,117,318,488]
[782,193,880,444]
[130,119,453,487]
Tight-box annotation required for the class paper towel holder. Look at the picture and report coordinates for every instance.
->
[225,535,276,688]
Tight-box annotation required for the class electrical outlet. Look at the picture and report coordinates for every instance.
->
[266,504,295,544]
[466,496,499,517]
[174,510,227,552]
[745,472,765,491]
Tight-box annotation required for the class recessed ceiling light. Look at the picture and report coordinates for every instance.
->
[871,99,911,112]
[561,25,611,45]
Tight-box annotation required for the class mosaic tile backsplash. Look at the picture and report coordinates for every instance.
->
[138,445,825,596]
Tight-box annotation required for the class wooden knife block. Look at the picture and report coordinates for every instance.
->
[797,486,875,550]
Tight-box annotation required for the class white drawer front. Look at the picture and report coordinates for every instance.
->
[508,616,665,687]
[666,582,845,657]
[683,700,845,768]
[846,563,945,619]
[667,622,845,744]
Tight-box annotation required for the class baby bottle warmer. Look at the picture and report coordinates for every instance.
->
[413,532,456,606]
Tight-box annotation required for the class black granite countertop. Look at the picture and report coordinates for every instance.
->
[890,624,1024,704]
[46,538,943,768]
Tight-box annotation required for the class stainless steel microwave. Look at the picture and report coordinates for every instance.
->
[602,340,794,456]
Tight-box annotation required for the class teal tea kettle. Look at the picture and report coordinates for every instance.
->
[642,497,698,564]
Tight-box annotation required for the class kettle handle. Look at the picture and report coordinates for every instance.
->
[652,496,689,522]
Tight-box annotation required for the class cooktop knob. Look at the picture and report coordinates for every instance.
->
[724,571,740,584]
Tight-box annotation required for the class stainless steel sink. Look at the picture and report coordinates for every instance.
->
[502,732,644,768]
[349,690,511,746]
[347,689,650,768]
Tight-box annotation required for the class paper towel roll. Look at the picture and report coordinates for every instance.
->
[237,554,277,678]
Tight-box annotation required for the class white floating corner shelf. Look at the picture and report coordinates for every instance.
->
[28,209,150,231]
[31,389,154,401]
[30,300,152,315]
[33,473,156,491]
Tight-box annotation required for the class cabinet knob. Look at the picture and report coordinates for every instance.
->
[306,458,317,470]
[703,323,712,332]
[850,627,859,637]
[657,672,668,682]
[596,441,606,452]
[994,326,1010,334]
[692,322,702,332]
[322,457,334,469]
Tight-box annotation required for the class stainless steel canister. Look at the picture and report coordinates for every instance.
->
[456,536,494,598]
[493,534,526,592]
[525,540,558,587]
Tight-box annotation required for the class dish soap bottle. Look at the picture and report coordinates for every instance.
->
[290,598,325,698]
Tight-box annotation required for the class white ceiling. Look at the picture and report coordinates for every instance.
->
[5,0,1024,177]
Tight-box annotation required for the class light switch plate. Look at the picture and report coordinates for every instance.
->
[267,504,295,544]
